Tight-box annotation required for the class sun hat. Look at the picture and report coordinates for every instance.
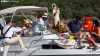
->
[44,13,48,16]
[42,15,47,18]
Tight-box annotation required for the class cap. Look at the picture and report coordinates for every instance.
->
[85,16,91,21]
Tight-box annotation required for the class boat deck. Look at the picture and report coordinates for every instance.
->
[0,35,100,56]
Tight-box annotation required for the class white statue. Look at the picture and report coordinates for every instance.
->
[52,3,60,26]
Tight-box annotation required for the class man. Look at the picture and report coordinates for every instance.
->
[68,16,85,49]
[1,20,27,56]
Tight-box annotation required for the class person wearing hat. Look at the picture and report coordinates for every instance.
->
[22,18,33,36]
[42,13,49,30]
[34,13,45,34]
[83,16,94,32]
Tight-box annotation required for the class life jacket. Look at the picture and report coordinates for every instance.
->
[84,21,94,31]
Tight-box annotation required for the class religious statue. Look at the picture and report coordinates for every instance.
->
[52,3,60,26]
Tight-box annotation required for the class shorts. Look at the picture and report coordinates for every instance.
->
[88,37,100,43]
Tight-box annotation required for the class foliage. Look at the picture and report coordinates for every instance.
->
[0,0,100,19]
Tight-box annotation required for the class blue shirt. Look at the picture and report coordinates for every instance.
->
[68,20,82,33]
[32,22,37,27]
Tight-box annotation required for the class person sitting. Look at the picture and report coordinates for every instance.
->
[83,15,94,31]
[42,13,49,30]
[22,18,33,37]
[88,19,100,50]
[34,13,45,35]
[68,16,85,49]
[1,20,27,56]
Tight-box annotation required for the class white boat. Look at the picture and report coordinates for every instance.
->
[0,6,100,56]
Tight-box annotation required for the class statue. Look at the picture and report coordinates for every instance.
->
[52,3,60,26]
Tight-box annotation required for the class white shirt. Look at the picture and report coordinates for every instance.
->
[37,18,44,25]
[1,25,21,43]
[34,18,44,32]
[44,19,49,29]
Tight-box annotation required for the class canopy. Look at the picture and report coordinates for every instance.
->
[0,6,48,15]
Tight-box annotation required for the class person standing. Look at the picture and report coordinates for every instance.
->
[1,20,27,56]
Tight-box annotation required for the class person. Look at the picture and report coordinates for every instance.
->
[34,14,45,32]
[22,18,33,37]
[83,16,94,31]
[88,19,100,50]
[68,16,83,34]
[68,16,85,49]
[42,13,49,30]
[1,20,27,56]
[32,13,45,35]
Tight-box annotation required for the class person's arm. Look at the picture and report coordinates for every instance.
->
[21,27,27,31]
[13,27,27,32]
[67,22,72,34]
[79,23,83,32]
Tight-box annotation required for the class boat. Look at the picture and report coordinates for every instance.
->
[0,6,100,56]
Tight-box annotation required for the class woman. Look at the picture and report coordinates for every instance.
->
[22,20,33,37]
[88,19,100,49]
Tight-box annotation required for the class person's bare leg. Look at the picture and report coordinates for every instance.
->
[76,32,85,49]
[92,41,98,47]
